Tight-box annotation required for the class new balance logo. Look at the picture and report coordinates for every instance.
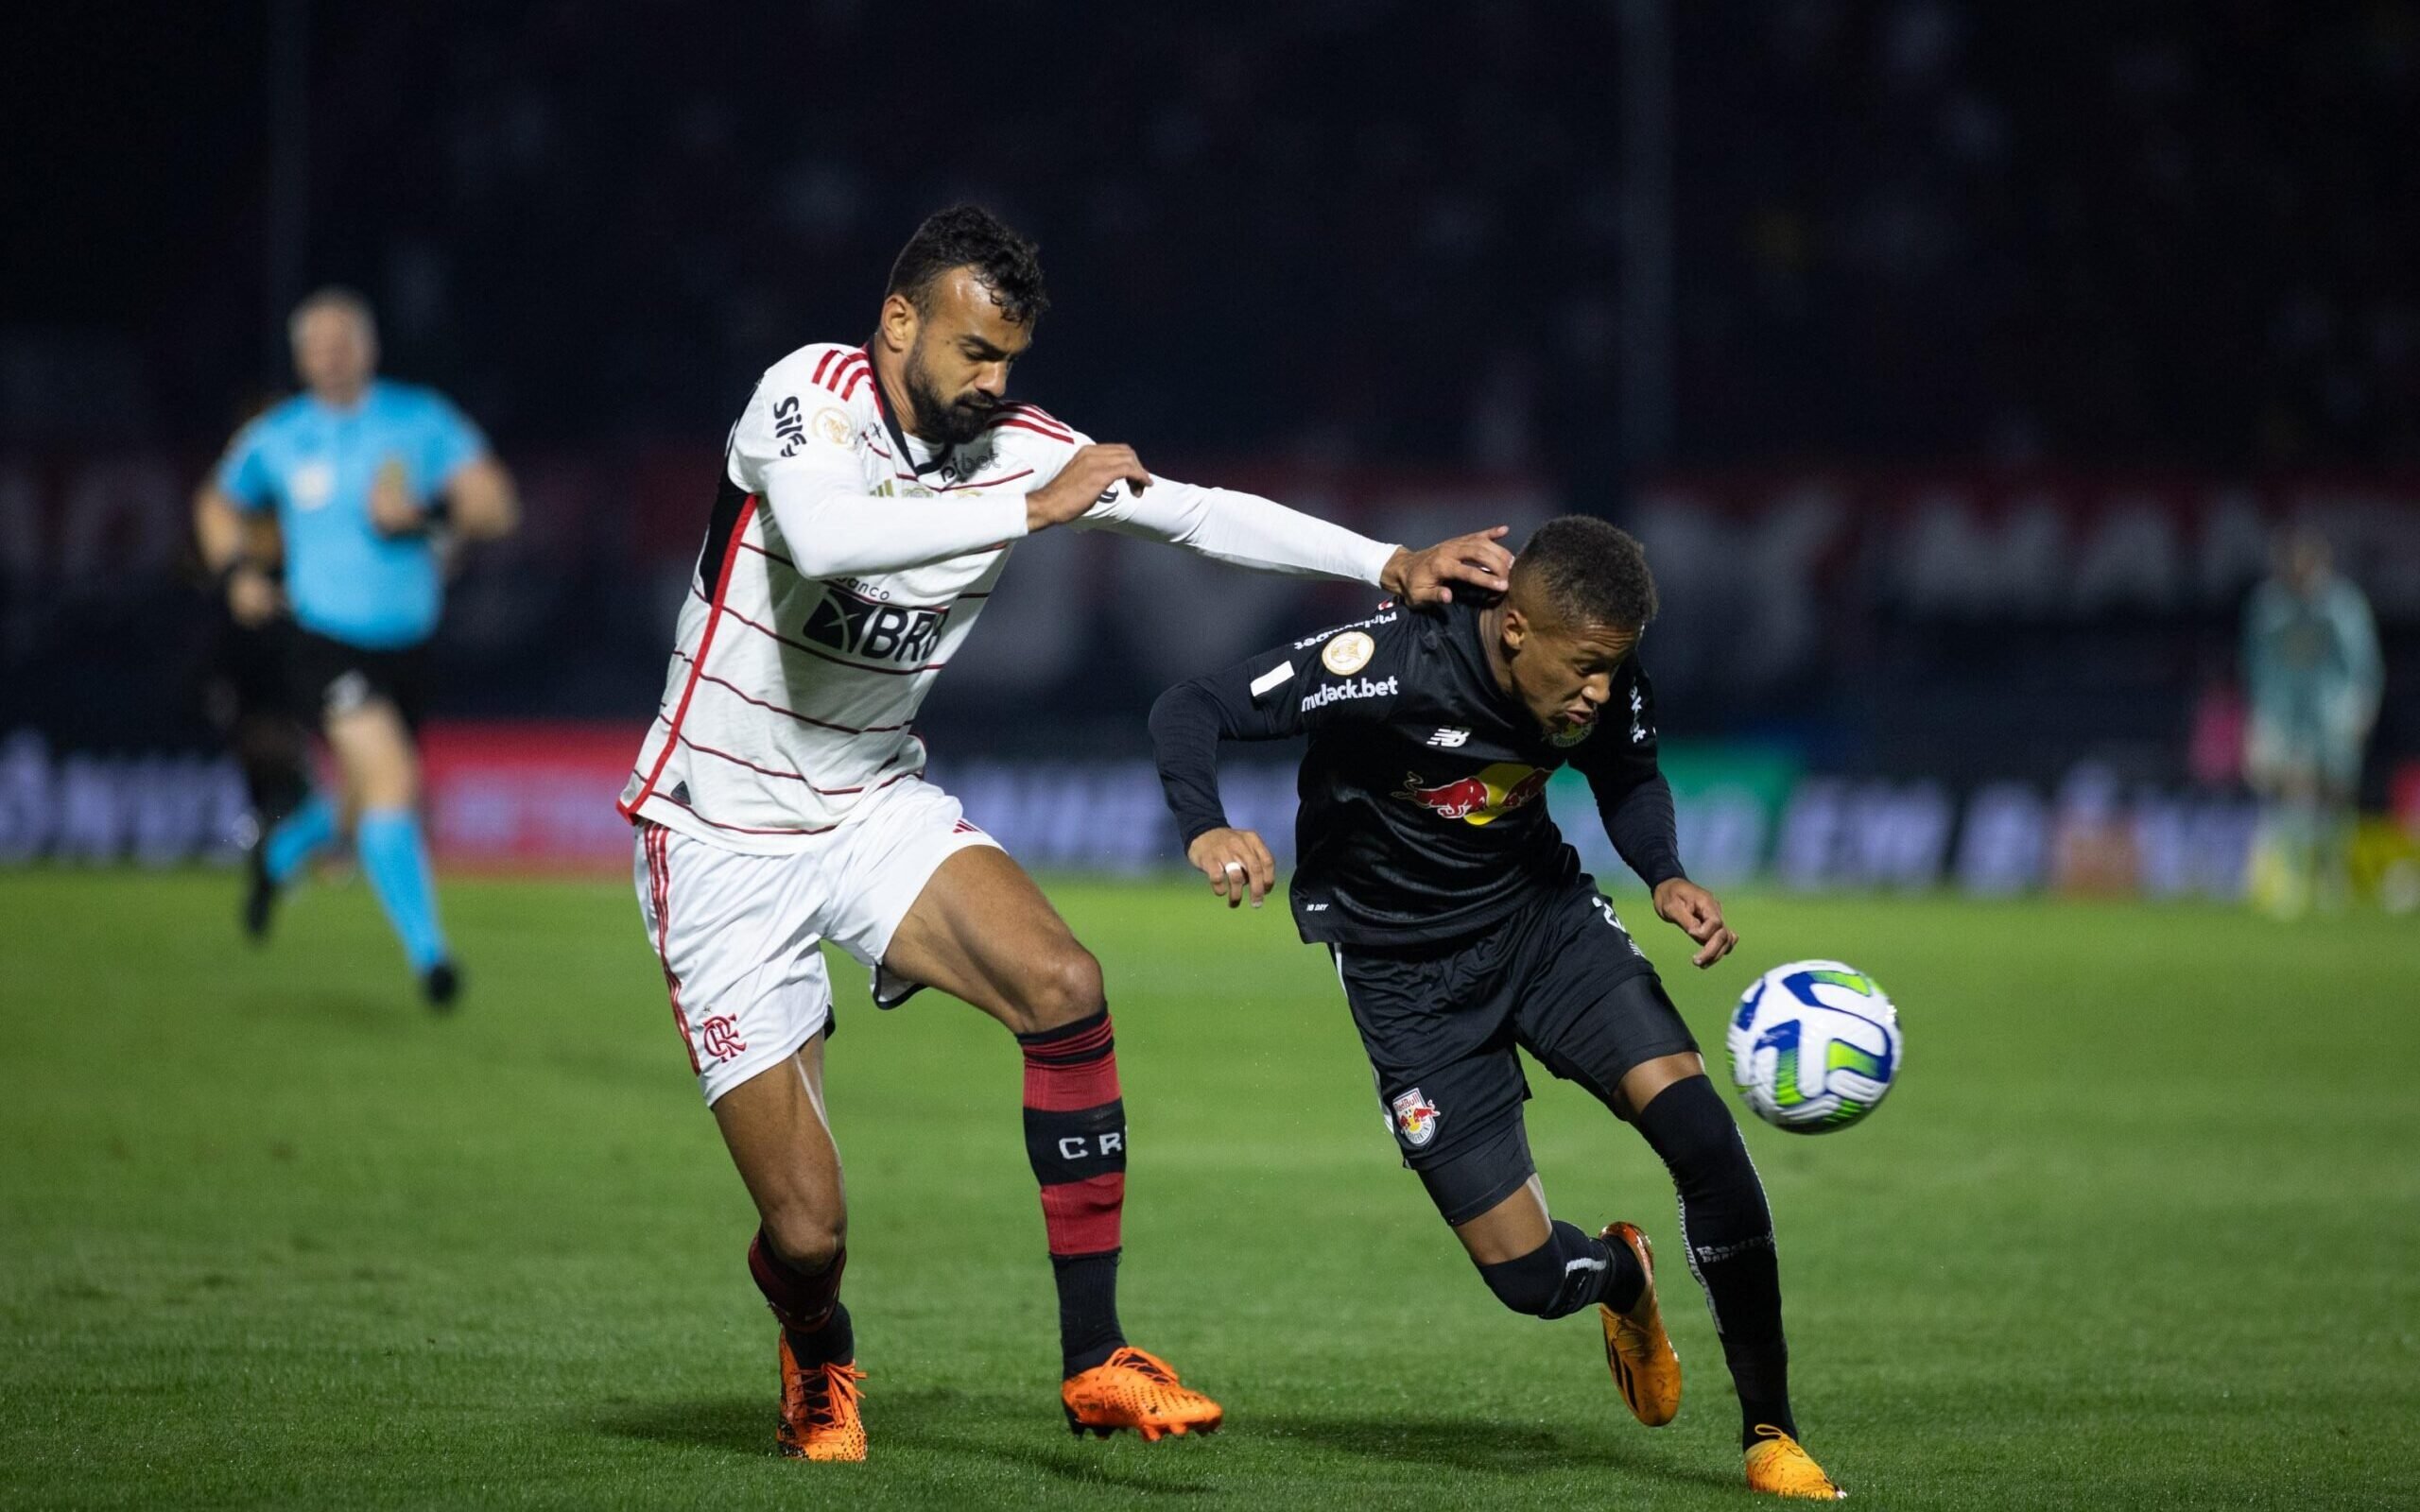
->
[1426,728,1469,748]
[804,590,945,663]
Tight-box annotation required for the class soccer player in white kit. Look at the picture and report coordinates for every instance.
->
[621,205,1513,1459]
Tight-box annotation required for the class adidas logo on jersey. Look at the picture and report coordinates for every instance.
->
[804,592,945,664]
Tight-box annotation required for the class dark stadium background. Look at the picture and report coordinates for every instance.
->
[7,9,2420,1508]
[3,0,2416,890]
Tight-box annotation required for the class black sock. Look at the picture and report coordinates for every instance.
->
[792,1300,855,1367]
[1050,1252,1124,1375]
[1633,1074,1794,1449]
[1474,1219,1644,1318]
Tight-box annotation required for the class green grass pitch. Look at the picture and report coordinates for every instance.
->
[3,869,2415,1509]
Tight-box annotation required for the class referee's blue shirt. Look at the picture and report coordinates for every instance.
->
[214,380,487,650]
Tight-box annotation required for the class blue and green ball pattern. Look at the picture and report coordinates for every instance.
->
[1727,960,1903,1133]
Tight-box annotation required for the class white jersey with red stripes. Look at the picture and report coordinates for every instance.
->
[619,339,1399,854]
[620,342,1071,850]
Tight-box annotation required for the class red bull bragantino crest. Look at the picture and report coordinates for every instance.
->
[1391,1088,1441,1147]
[1394,762,1549,825]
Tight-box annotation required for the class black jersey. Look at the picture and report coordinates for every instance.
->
[1149,599,1685,947]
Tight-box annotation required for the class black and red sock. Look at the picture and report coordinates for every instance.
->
[748,1228,854,1366]
[1017,1007,1128,1377]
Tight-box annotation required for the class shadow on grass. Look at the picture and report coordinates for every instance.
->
[597,1387,1218,1496]
[233,988,416,1034]
[1243,1408,1736,1489]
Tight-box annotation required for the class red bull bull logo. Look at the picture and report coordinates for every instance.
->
[1391,1087,1442,1147]
[1395,763,1549,825]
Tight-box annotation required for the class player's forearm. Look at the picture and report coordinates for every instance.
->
[1106,481,1396,584]
[764,462,1028,577]
[193,489,252,572]
[443,457,519,541]
[1600,773,1685,889]
[1148,681,1238,845]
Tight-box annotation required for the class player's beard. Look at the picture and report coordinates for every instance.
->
[903,348,998,447]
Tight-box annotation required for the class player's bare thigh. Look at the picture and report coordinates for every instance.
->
[1448,1051,1705,1264]
[879,846,1103,1036]
[321,696,418,810]
[710,1035,845,1266]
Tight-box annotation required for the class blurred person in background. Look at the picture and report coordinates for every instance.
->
[193,288,519,1006]
[2241,526,2383,917]
[188,426,314,854]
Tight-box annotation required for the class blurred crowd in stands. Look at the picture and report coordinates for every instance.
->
[3,1,2415,796]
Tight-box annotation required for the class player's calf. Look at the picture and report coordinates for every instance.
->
[1633,1074,1796,1451]
[1474,1218,1642,1319]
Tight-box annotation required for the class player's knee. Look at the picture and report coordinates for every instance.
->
[1634,1074,1747,1180]
[1014,943,1104,1033]
[759,1201,846,1273]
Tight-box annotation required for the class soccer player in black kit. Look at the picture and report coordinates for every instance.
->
[1149,516,1843,1500]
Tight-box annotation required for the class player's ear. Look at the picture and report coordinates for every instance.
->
[1501,606,1529,655]
[877,292,918,352]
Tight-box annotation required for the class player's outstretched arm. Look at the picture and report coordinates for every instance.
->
[761,442,1151,578]
[1083,472,1511,604]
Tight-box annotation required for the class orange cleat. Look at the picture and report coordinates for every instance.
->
[776,1333,867,1462]
[1599,1220,1683,1428]
[1060,1346,1224,1442]
[1744,1425,1845,1500]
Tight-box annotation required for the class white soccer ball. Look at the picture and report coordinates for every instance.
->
[1726,960,1902,1134]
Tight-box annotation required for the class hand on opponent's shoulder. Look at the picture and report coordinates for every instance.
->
[1377,526,1514,608]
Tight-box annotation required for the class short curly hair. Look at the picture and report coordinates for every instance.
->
[886,204,1050,325]
[1510,515,1658,630]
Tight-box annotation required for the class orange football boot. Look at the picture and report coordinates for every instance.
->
[1599,1220,1683,1428]
[1744,1425,1845,1499]
[776,1332,867,1462]
[1061,1346,1223,1441]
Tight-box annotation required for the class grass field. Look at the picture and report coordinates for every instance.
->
[3,869,2415,1509]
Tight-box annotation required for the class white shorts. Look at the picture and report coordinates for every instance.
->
[631,777,1000,1106]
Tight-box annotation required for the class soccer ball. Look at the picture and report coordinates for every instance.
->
[1726,960,1902,1133]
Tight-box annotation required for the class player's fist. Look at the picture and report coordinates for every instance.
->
[369,458,430,537]
[1027,443,1150,531]
[224,562,283,627]
[1185,827,1276,910]
[1381,526,1513,606]
[1651,877,1738,969]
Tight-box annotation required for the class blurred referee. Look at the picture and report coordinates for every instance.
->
[193,288,518,1007]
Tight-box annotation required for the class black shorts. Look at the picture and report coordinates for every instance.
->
[1333,877,1699,1225]
[286,627,429,730]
